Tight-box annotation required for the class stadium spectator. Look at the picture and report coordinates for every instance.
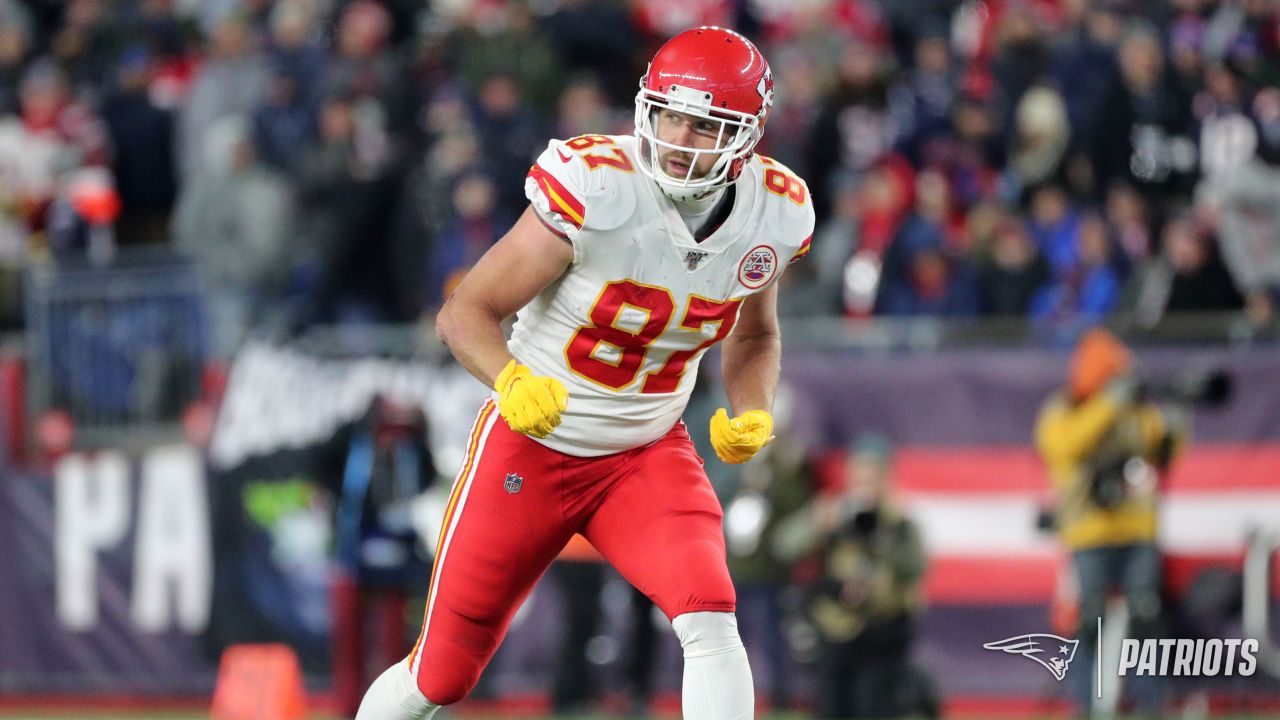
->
[177,14,268,179]
[990,3,1053,148]
[553,73,629,140]
[540,0,642,108]
[293,88,407,326]
[1125,211,1243,326]
[1005,85,1072,196]
[944,83,1004,207]
[320,0,416,170]
[1093,24,1198,212]
[773,433,934,720]
[263,0,326,111]
[424,171,508,308]
[976,214,1052,316]
[1213,86,1280,325]
[1027,183,1083,276]
[895,30,959,165]
[757,45,820,180]
[1036,328,1189,716]
[1031,211,1124,325]
[415,86,482,242]
[0,55,109,326]
[452,1,565,115]
[50,0,127,91]
[808,41,898,220]
[251,64,315,172]
[810,174,862,315]
[1105,181,1155,262]
[1051,0,1123,156]
[0,0,33,116]
[172,115,296,356]
[878,178,981,319]
[471,72,548,220]
[878,243,980,317]
[1195,60,1253,197]
[100,46,177,245]
[331,396,435,718]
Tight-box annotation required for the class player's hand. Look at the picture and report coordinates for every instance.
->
[709,408,774,464]
[494,359,568,438]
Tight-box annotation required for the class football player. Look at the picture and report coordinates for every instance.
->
[357,26,813,720]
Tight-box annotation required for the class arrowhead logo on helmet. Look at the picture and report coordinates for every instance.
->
[757,72,775,110]
[634,26,772,202]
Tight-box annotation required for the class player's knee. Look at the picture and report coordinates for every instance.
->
[414,643,481,707]
[416,670,470,707]
[666,535,736,612]
[672,611,745,658]
[415,657,476,707]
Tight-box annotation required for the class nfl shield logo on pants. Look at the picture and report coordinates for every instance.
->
[504,473,523,494]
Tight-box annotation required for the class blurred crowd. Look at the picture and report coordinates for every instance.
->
[2,0,1280,353]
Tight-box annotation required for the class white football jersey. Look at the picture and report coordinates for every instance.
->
[510,134,814,456]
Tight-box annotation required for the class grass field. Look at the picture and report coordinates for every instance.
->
[1,714,1277,720]
[2,707,1280,712]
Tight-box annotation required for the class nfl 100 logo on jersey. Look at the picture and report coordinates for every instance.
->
[738,245,777,289]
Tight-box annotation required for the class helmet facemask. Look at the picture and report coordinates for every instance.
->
[634,82,763,202]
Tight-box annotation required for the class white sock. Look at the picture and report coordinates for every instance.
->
[672,611,755,720]
[354,660,439,720]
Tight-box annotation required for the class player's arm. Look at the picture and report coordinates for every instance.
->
[710,281,781,463]
[721,281,781,414]
[436,206,573,435]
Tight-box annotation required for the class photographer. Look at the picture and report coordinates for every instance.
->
[774,434,933,720]
[1035,328,1189,715]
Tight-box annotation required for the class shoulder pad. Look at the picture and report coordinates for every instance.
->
[525,135,638,238]
[752,155,815,264]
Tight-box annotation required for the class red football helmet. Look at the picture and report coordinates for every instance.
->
[635,26,774,201]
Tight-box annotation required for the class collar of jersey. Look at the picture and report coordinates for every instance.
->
[646,160,756,256]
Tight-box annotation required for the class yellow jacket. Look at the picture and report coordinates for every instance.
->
[1035,388,1179,550]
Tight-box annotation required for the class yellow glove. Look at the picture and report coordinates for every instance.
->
[709,408,774,464]
[494,359,568,438]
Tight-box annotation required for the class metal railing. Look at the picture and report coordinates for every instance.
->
[777,310,1278,352]
[24,253,209,449]
[18,252,1278,452]
[297,310,1280,361]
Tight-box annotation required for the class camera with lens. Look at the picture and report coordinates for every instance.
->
[835,506,882,541]
[824,497,885,540]
[1136,367,1233,408]
[1086,452,1157,510]
[1084,367,1232,510]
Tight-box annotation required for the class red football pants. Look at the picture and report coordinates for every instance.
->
[405,399,735,705]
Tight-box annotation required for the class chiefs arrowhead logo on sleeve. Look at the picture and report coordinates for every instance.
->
[738,245,777,289]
